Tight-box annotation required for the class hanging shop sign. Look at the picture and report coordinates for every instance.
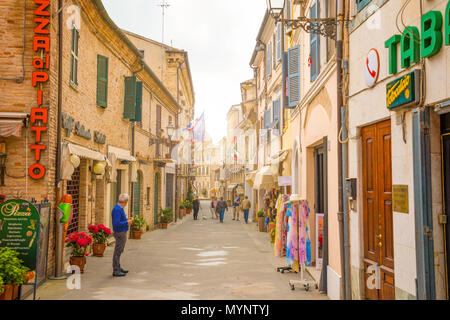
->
[278,176,292,187]
[385,2,450,75]
[29,0,51,180]
[386,70,421,110]
[62,113,106,144]
[365,48,380,87]
[0,200,40,270]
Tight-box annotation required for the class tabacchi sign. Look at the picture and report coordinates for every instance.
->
[29,0,51,180]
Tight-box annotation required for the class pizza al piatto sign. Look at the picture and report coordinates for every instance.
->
[364,48,380,88]
[29,0,51,180]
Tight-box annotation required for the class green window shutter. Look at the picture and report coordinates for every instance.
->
[132,81,143,122]
[124,76,137,119]
[97,55,108,108]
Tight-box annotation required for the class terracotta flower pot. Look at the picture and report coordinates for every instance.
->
[92,243,106,257]
[132,230,142,239]
[161,222,168,229]
[0,285,19,300]
[70,256,87,274]
[258,217,265,232]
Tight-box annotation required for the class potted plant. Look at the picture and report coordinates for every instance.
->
[65,232,92,273]
[0,248,29,300]
[160,208,173,229]
[131,215,146,239]
[184,200,193,214]
[179,203,186,217]
[257,211,265,232]
[88,224,112,257]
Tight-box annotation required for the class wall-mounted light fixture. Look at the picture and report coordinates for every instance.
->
[266,0,338,39]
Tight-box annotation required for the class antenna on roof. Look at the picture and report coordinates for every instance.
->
[158,0,170,45]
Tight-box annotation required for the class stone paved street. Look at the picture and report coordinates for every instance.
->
[34,201,327,300]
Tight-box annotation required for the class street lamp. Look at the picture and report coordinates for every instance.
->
[266,0,337,39]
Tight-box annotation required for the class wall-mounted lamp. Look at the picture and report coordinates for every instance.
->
[92,162,106,175]
[70,154,80,169]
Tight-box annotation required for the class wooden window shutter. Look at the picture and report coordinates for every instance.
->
[97,55,109,108]
[288,45,301,107]
[123,76,137,119]
[310,1,320,81]
[266,42,272,76]
[70,27,79,85]
[277,22,282,62]
[273,99,281,128]
[132,81,143,122]
[264,109,271,129]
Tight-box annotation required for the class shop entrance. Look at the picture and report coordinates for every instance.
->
[133,171,142,216]
[166,173,174,211]
[67,166,80,234]
[154,173,160,226]
[109,170,122,227]
[361,120,394,300]
[314,144,326,270]
[441,112,450,300]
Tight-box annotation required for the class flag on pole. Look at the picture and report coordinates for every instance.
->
[233,136,239,160]
[193,112,205,142]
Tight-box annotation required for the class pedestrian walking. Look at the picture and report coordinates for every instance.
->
[216,196,228,223]
[210,197,218,219]
[241,196,251,224]
[232,194,241,221]
[193,196,201,220]
[111,194,133,277]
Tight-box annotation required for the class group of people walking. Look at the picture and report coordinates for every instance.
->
[209,194,251,224]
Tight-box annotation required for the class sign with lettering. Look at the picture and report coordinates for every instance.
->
[386,70,420,110]
[0,200,40,270]
[62,112,106,144]
[365,48,380,88]
[278,176,292,186]
[29,0,51,180]
[393,185,409,214]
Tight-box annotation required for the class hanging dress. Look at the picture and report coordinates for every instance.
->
[286,202,299,267]
[273,195,284,257]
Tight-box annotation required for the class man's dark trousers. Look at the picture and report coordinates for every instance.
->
[113,231,127,274]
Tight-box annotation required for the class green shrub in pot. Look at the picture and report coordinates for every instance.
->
[131,215,146,231]
[0,248,29,288]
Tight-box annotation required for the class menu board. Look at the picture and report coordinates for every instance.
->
[0,199,40,270]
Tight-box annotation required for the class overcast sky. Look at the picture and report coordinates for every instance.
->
[102,0,267,144]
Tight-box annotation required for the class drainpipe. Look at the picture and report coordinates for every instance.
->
[50,0,65,280]
[336,0,350,300]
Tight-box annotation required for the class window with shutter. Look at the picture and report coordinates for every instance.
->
[277,22,282,62]
[123,76,137,119]
[97,55,109,108]
[310,1,320,82]
[264,109,271,129]
[288,46,301,107]
[273,99,281,129]
[156,105,162,157]
[284,0,291,20]
[266,42,272,77]
[70,26,79,86]
[132,81,143,123]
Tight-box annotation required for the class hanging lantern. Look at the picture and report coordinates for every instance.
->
[92,162,106,175]
[70,154,80,168]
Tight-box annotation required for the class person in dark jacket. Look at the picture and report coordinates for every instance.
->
[216,197,228,223]
[193,196,201,220]
[111,194,133,277]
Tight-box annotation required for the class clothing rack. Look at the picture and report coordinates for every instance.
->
[286,199,317,292]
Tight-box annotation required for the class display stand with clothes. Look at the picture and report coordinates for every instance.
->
[287,197,317,291]
[275,194,297,273]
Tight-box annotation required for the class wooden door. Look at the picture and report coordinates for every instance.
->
[362,120,394,300]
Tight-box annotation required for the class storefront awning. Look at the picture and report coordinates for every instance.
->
[0,120,24,138]
[245,170,258,187]
[253,166,278,190]
[108,146,137,163]
[270,149,290,165]
[66,143,106,161]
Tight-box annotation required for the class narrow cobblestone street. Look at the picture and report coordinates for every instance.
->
[34,201,326,300]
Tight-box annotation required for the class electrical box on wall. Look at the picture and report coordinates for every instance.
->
[346,178,357,200]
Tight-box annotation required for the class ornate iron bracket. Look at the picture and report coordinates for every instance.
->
[285,17,337,40]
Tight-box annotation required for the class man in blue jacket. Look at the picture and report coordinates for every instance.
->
[112,194,133,277]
